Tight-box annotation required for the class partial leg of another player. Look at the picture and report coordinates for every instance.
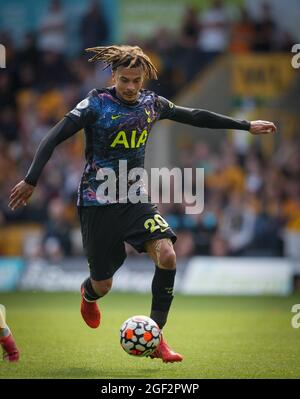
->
[80,277,112,328]
[145,238,183,363]
[0,304,20,362]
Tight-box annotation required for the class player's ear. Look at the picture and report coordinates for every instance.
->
[141,69,146,85]
[111,69,116,83]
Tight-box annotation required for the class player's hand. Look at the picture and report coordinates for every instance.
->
[249,120,277,135]
[8,180,35,211]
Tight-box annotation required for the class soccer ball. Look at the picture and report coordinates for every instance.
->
[120,315,161,357]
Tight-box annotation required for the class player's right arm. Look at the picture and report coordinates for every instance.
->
[9,95,98,211]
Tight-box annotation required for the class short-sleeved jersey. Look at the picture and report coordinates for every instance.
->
[66,86,174,206]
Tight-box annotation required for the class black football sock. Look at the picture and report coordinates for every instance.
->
[81,277,101,302]
[150,265,176,330]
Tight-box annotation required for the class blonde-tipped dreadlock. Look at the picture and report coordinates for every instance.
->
[85,45,158,80]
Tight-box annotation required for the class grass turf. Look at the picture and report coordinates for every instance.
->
[0,291,300,379]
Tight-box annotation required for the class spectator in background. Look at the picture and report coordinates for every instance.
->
[195,194,221,255]
[35,86,67,121]
[251,199,282,256]
[163,203,198,234]
[80,0,109,50]
[174,229,196,258]
[38,51,71,88]
[174,7,204,84]
[15,33,41,92]
[277,30,295,52]
[252,1,277,52]
[206,147,245,195]
[17,32,40,69]
[42,197,72,260]
[0,73,16,110]
[70,58,111,98]
[0,106,18,142]
[38,0,66,55]
[197,0,230,63]
[245,156,263,194]
[210,233,228,256]
[220,193,256,256]
[0,138,18,186]
[160,202,197,258]
[15,63,36,91]
[193,142,214,175]
[146,28,179,98]
[180,6,200,48]
[229,6,256,53]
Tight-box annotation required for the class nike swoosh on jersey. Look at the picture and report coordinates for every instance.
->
[111,115,122,120]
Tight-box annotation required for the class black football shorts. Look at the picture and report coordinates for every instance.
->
[78,202,177,281]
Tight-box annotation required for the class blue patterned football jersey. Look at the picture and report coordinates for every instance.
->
[66,87,175,206]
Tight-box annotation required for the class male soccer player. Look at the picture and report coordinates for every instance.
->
[0,304,20,362]
[9,45,276,363]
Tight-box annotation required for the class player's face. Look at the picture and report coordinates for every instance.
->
[112,66,144,103]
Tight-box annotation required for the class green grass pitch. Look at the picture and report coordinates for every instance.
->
[1,291,300,379]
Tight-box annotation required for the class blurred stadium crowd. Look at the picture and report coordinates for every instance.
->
[0,0,299,261]
[156,138,300,259]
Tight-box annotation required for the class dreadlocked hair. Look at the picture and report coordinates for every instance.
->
[85,45,158,80]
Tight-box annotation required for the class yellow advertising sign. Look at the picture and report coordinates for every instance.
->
[232,54,296,98]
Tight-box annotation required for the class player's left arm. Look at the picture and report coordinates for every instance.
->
[158,97,277,135]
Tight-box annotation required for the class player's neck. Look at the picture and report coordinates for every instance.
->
[113,86,140,105]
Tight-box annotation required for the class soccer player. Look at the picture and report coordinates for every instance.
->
[0,304,20,362]
[8,45,276,363]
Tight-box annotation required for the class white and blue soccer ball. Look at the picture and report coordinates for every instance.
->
[120,315,161,357]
